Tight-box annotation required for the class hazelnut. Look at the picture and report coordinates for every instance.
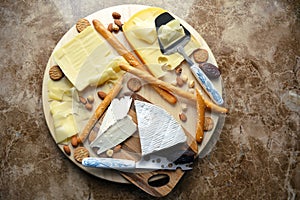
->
[106,149,114,157]
[87,95,94,104]
[175,67,182,75]
[181,74,188,83]
[188,80,195,88]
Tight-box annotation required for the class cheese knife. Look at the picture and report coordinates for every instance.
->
[155,12,224,105]
[82,155,192,171]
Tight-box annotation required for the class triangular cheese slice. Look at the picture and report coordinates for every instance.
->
[134,100,187,156]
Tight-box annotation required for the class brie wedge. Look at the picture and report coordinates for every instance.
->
[98,96,133,137]
[134,100,187,156]
[90,115,137,155]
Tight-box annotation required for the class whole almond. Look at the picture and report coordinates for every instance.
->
[179,113,187,122]
[97,91,107,100]
[71,135,78,147]
[114,19,123,28]
[79,96,87,104]
[88,130,97,143]
[85,103,93,111]
[113,144,122,153]
[176,76,184,87]
[107,23,113,32]
[112,12,121,19]
[63,145,71,155]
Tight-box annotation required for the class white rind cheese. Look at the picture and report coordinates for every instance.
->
[98,96,133,137]
[90,115,137,155]
[134,100,187,156]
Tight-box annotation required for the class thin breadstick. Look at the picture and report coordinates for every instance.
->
[196,89,228,114]
[195,89,205,143]
[119,64,228,114]
[92,19,177,104]
[79,77,123,142]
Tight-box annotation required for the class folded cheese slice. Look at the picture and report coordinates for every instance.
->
[134,100,187,156]
[53,26,126,91]
[48,78,90,143]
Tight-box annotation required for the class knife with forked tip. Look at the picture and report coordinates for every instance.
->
[82,155,193,171]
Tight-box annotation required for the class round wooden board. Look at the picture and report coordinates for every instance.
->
[42,4,224,184]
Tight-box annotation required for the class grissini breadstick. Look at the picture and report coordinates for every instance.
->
[92,19,177,104]
[79,77,123,142]
[195,89,205,144]
[119,64,228,114]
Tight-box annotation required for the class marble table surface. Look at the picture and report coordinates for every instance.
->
[1,0,299,199]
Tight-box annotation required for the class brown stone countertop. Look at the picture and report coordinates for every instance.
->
[0,0,299,199]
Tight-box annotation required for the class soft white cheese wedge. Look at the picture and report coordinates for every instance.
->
[134,100,187,156]
[90,115,137,155]
[98,96,133,138]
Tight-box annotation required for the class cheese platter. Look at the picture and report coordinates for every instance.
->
[42,4,227,197]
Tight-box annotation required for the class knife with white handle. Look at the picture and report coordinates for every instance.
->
[82,155,193,171]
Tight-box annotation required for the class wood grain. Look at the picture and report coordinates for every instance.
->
[88,93,198,197]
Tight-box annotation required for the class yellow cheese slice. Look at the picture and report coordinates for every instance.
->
[157,19,185,48]
[123,7,201,77]
[48,77,82,143]
[53,26,123,91]
[53,113,78,143]
[47,78,73,101]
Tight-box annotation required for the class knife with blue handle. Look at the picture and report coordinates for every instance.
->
[82,155,192,171]
[155,12,224,105]
[177,46,224,105]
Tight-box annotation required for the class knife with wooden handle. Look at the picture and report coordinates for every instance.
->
[92,19,177,105]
